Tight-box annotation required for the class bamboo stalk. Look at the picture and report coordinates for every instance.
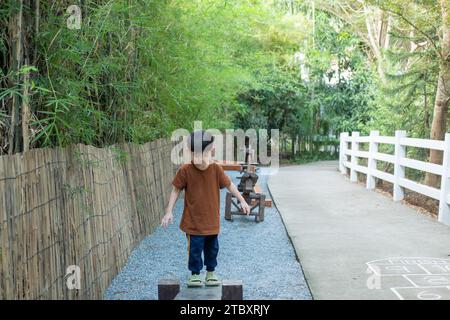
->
[21,66,30,152]
[8,0,24,155]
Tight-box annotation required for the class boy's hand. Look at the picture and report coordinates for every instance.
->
[240,201,251,215]
[161,212,174,228]
[226,182,251,215]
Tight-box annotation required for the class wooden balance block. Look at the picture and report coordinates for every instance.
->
[215,160,243,171]
[158,279,243,300]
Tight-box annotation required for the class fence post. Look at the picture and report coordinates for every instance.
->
[350,131,359,182]
[339,132,348,174]
[438,133,450,226]
[366,130,379,190]
[393,130,407,201]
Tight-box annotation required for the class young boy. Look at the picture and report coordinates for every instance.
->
[161,130,251,287]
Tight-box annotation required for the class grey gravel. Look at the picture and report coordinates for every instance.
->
[104,169,312,300]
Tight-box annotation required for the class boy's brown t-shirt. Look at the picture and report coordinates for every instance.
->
[172,162,231,235]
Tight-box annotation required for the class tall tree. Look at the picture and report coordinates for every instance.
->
[315,0,392,80]
[426,0,450,187]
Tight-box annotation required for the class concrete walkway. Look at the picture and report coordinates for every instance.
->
[268,161,450,300]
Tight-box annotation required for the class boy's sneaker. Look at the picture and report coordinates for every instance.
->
[187,274,203,287]
[205,271,220,286]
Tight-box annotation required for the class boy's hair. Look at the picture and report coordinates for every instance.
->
[188,130,214,153]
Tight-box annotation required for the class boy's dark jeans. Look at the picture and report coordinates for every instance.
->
[187,234,219,275]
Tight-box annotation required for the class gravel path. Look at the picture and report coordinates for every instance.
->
[104,169,312,300]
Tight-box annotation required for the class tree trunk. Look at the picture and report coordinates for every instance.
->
[364,6,386,80]
[297,135,302,155]
[291,135,296,159]
[425,0,450,187]
[33,0,40,64]
[22,66,30,152]
[424,85,429,130]
[8,0,24,155]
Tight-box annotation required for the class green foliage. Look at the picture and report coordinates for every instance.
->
[234,8,376,161]
[285,151,339,165]
[1,0,444,164]
[367,29,438,139]
[1,0,289,151]
[110,146,129,165]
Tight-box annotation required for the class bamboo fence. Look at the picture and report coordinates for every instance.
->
[0,139,176,299]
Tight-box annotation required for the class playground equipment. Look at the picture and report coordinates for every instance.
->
[158,279,243,300]
[215,160,272,208]
[224,170,266,222]
[215,159,268,222]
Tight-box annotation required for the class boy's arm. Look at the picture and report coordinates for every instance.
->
[226,182,251,215]
[161,186,181,228]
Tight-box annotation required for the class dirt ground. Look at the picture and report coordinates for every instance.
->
[359,179,439,219]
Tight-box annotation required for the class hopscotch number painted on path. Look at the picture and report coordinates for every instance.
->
[366,257,450,300]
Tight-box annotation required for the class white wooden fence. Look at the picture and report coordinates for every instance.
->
[339,130,450,226]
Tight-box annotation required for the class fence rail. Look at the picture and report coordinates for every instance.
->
[0,139,175,299]
[339,130,450,226]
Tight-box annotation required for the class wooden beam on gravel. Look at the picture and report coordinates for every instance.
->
[215,160,242,171]
[253,183,272,207]
[158,279,243,300]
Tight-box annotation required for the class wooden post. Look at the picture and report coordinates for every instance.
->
[222,280,243,300]
[350,132,359,182]
[339,132,346,174]
[158,279,180,300]
[342,132,349,175]
[225,192,232,221]
[366,131,379,190]
[393,130,407,201]
[438,133,450,226]
[256,194,265,222]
